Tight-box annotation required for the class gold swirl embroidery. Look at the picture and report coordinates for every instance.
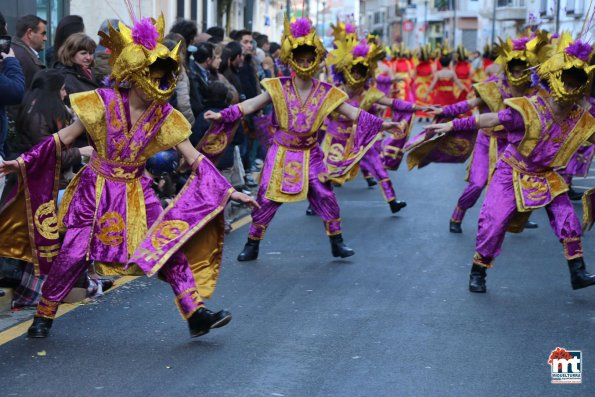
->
[203,133,228,154]
[521,174,549,201]
[151,220,190,250]
[439,137,472,157]
[34,200,59,240]
[112,167,138,180]
[95,212,125,246]
[108,99,123,132]
[327,143,345,163]
[283,161,302,185]
[127,140,142,161]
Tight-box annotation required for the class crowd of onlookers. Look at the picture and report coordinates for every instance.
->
[0,12,282,309]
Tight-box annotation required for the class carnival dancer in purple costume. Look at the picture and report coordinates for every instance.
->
[205,16,402,262]
[427,33,595,293]
[322,26,425,214]
[430,32,550,233]
[0,15,258,338]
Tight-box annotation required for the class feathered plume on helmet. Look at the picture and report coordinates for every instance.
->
[327,23,385,88]
[279,15,326,78]
[98,14,181,103]
[537,31,595,104]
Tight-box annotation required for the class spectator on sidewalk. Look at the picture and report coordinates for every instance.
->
[206,26,224,44]
[188,42,214,118]
[54,32,99,103]
[209,43,239,105]
[11,15,47,89]
[169,19,198,50]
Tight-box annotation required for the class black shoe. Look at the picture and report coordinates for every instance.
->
[188,307,232,338]
[469,264,487,293]
[237,238,260,261]
[568,188,583,201]
[366,178,377,188]
[568,257,595,290]
[305,205,317,216]
[524,221,538,229]
[0,288,4,297]
[27,316,53,338]
[389,200,407,213]
[449,221,462,233]
[329,234,355,258]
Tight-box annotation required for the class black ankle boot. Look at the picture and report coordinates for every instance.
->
[329,234,355,258]
[568,257,595,290]
[568,188,583,201]
[469,264,487,293]
[366,178,377,187]
[188,307,232,338]
[449,221,462,233]
[389,200,407,213]
[27,316,53,338]
[237,238,260,261]
[305,205,317,216]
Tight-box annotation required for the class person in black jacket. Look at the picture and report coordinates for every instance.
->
[188,42,214,118]
[54,32,99,103]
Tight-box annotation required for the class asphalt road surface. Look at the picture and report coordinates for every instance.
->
[1,124,594,397]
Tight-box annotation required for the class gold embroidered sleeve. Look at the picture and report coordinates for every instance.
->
[261,78,288,129]
[474,81,505,113]
[143,109,192,158]
[504,97,542,157]
[69,90,107,156]
[361,87,385,112]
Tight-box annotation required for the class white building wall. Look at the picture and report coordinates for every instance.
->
[70,0,181,43]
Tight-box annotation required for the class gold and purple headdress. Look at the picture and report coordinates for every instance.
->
[279,15,326,78]
[494,31,551,87]
[99,14,181,103]
[327,24,384,88]
[537,32,595,104]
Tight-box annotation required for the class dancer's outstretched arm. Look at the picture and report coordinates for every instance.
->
[425,112,500,134]
[335,101,405,136]
[204,92,272,121]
